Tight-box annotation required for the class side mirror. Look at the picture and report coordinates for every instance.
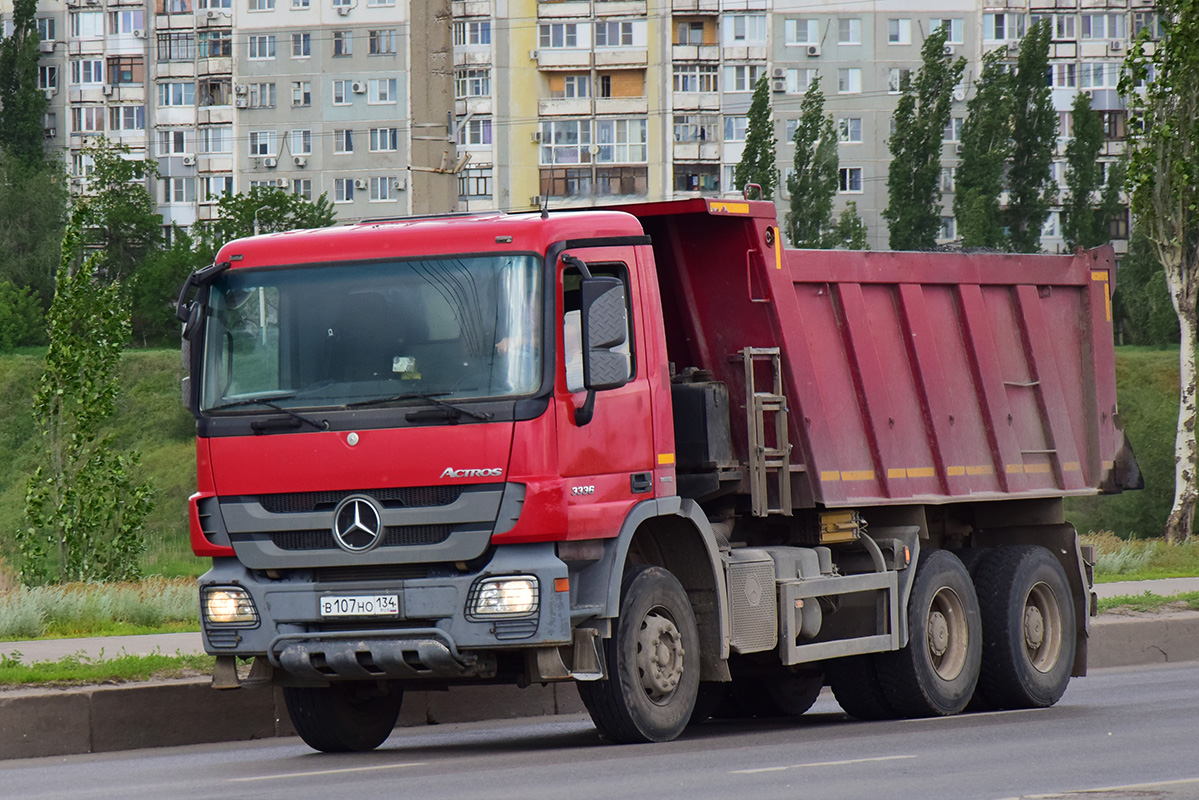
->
[580,277,631,392]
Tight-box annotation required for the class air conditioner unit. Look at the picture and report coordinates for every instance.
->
[39,40,55,53]
[1109,40,1124,52]
[234,97,249,108]
[772,78,786,93]
[943,45,954,55]
[182,154,196,166]
[102,84,114,95]
[336,5,350,14]
[529,49,539,60]
[353,178,368,190]
[391,177,406,190]
[276,178,288,188]
[806,44,821,57]
[1007,42,1020,54]
[43,87,57,100]
[234,84,248,95]
[294,155,308,167]
[44,127,56,138]
[263,157,278,168]
[531,131,542,143]
[772,67,785,78]
[351,81,367,93]
[954,143,964,155]
[206,9,219,18]
[133,29,145,38]
[953,86,966,102]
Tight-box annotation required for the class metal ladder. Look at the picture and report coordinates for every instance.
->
[741,347,792,517]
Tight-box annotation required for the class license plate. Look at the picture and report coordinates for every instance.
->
[319,594,399,617]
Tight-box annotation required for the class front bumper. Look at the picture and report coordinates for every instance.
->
[199,542,572,681]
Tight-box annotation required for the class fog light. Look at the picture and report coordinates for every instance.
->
[467,576,539,619]
[203,586,259,625]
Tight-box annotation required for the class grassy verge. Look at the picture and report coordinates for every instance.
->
[1097,591,1199,614]
[1082,531,1199,582]
[0,578,199,640]
[0,651,214,687]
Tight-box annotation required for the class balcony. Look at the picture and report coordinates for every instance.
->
[453,49,492,67]
[451,0,491,16]
[595,48,648,68]
[594,1,647,16]
[595,96,648,115]
[672,92,719,111]
[722,45,768,62]
[672,44,720,61]
[539,97,592,116]
[197,57,232,77]
[671,0,718,12]
[197,106,232,125]
[455,97,493,116]
[535,48,592,70]
[673,142,720,161]
[537,1,590,18]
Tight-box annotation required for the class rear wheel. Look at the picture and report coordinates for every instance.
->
[829,654,895,721]
[283,681,403,752]
[973,545,1076,709]
[579,565,701,743]
[877,549,982,718]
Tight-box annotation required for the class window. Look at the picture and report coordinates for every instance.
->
[559,75,589,98]
[36,17,56,41]
[1132,12,1162,39]
[291,129,311,155]
[940,216,957,240]
[370,127,398,152]
[454,20,491,46]
[839,68,862,94]
[941,167,956,193]
[1081,14,1126,39]
[198,30,231,58]
[248,35,276,60]
[888,68,911,94]
[199,126,231,153]
[370,177,396,202]
[249,130,277,157]
[69,12,103,39]
[292,179,312,200]
[333,31,352,56]
[291,81,311,107]
[1051,63,1077,88]
[724,116,748,141]
[334,178,354,203]
[459,117,492,146]
[673,64,719,93]
[785,118,799,141]
[248,83,276,108]
[368,78,396,103]
[596,119,647,163]
[539,23,579,49]
[197,0,231,8]
[109,105,145,131]
[1030,14,1076,40]
[839,167,862,193]
[1080,62,1120,89]
[71,59,103,85]
[1100,111,1126,140]
[72,106,105,134]
[292,32,310,58]
[455,68,490,98]
[540,120,591,164]
[930,18,964,45]
[725,65,764,92]
[157,32,195,61]
[838,18,861,45]
[888,19,911,45]
[596,21,633,47]
[163,177,196,204]
[673,115,718,143]
[367,0,394,7]
[38,65,58,91]
[202,175,235,203]
[984,13,1026,41]
[943,116,964,142]
[292,0,310,8]
[458,167,493,198]
[786,68,816,94]
[199,78,230,106]
[248,0,274,10]
[785,19,818,45]
[369,29,396,54]
[159,129,187,155]
[727,14,766,44]
[158,81,195,106]
[109,10,145,34]
[677,21,704,45]
[334,129,354,153]
[107,56,141,86]
[332,80,351,105]
[839,117,862,143]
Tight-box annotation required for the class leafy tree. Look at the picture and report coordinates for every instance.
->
[883,27,965,250]
[196,185,336,262]
[1062,92,1106,250]
[785,76,838,247]
[1124,0,1199,542]
[833,202,869,250]
[955,49,1012,249]
[17,223,153,585]
[1005,20,1057,253]
[0,279,47,349]
[0,0,49,166]
[0,151,68,302]
[1113,225,1180,346]
[71,138,162,285]
[733,76,778,199]
[130,228,199,347]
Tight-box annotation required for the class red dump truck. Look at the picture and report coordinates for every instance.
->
[179,197,1140,751]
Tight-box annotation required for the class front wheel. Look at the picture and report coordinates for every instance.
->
[578,565,701,743]
[283,681,403,752]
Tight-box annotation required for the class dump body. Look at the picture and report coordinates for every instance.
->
[628,197,1131,509]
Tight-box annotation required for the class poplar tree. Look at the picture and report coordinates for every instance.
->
[954,49,1012,248]
[0,0,48,166]
[785,76,838,247]
[1062,91,1105,250]
[883,27,966,250]
[734,76,778,199]
[1005,19,1057,253]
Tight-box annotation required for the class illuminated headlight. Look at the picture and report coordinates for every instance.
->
[202,586,259,626]
[467,576,540,619]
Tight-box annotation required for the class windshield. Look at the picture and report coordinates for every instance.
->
[200,255,542,412]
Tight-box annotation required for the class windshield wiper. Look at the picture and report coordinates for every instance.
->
[345,392,494,421]
[208,395,329,432]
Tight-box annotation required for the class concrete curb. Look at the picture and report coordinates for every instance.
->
[2,612,1196,761]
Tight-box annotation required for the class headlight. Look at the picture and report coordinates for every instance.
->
[203,586,259,625]
[467,576,539,619]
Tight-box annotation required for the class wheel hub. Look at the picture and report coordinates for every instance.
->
[637,611,685,701]
[928,611,950,658]
[1024,603,1046,650]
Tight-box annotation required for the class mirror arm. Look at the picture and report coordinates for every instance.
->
[574,390,597,427]
[562,253,592,280]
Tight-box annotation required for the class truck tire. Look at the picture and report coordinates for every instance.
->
[763,670,825,716]
[700,670,824,720]
[877,549,982,718]
[829,654,896,720]
[578,565,701,743]
[283,682,403,752]
[973,545,1076,709]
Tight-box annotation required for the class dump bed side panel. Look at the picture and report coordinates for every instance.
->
[631,199,1123,508]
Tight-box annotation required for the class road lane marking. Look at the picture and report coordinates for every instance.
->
[732,755,915,775]
[230,762,427,782]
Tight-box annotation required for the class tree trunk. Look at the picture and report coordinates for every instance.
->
[1166,304,1198,544]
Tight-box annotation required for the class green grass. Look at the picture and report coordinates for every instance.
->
[1082,532,1199,581]
[0,650,215,686]
[0,579,199,640]
[1097,591,1199,614]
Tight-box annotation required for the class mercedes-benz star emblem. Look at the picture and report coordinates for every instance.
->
[332,495,383,552]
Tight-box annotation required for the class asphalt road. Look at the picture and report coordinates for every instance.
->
[3,662,1198,800]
